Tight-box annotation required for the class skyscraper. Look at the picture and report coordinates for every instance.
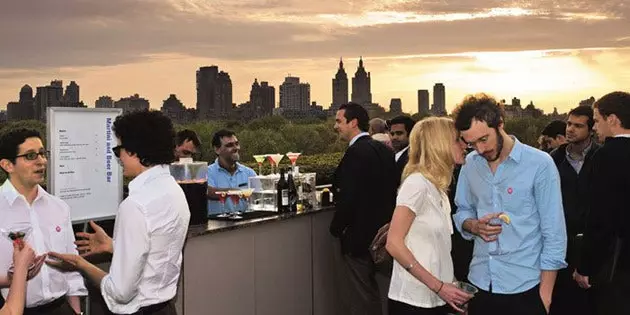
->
[431,83,446,116]
[279,76,310,111]
[331,58,348,111]
[351,57,372,106]
[196,66,233,119]
[250,79,275,116]
[34,80,64,121]
[417,89,430,116]
[390,98,402,114]
[114,94,150,114]
[64,81,80,106]
[161,94,186,122]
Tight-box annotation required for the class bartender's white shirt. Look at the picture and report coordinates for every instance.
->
[0,180,87,307]
[101,165,190,314]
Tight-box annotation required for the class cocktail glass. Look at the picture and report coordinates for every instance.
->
[241,188,254,211]
[286,152,301,173]
[454,281,478,310]
[215,192,228,217]
[488,217,503,255]
[267,154,284,174]
[253,155,266,175]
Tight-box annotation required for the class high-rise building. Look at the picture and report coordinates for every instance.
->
[114,94,150,114]
[34,81,64,121]
[95,96,114,108]
[417,89,430,116]
[196,66,233,119]
[351,57,372,106]
[64,81,80,106]
[431,83,446,116]
[331,58,348,111]
[279,76,310,111]
[390,98,402,114]
[250,79,275,116]
[7,84,35,121]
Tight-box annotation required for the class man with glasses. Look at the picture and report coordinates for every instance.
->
[175,129,201,160]
[452,94,567,315]
[0,128,87,315]
[46,110,190,315]
[207,129,256,215]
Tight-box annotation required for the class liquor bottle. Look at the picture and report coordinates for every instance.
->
[276,168,289,213]
[287,171,298,213]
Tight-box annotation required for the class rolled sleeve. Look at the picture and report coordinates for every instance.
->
[453,166,476,241]
[535,161,568,271]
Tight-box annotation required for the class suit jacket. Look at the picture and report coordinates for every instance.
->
[395,148,409,183]
[330,135,398,256]
[578,137,630,276]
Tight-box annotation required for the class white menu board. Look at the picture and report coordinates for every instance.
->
[47,107,123,223]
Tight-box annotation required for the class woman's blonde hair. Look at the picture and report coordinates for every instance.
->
[401,117,458,192]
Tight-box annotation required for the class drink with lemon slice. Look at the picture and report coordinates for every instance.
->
[488,213,511,255]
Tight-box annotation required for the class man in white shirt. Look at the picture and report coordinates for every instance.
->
[46,111,190,315]
[0,129,86,315]
[389,115,415,181]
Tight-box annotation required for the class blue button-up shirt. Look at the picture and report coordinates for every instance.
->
[453,137,567,294]
[207,160,257,215]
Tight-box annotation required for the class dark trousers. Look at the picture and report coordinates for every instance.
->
[468,284,547,315]
[24,296,75,315]
[333,240,390,315]
[591,269,630,315]
[124,301,176,315]
[550,267,596,315]
[389,299,451,315]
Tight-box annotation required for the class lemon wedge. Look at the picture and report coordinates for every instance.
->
[498,213,511,224]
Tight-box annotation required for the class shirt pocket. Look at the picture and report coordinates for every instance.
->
[48,225,68,253]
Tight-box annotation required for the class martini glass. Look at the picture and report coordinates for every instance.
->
[215,192,228,217]
[286,152,301,174]
[267,154,284,175]
[253,155,266,175]
[241,188,254,212]
[228,190,241,212]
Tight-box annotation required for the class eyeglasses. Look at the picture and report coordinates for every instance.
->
[15,150,48,161]
[112,145,123,158]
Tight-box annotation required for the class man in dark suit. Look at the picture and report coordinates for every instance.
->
[330,103,398,315]
[549,106,600,315]
[575,91,630,314]
[389,115,415,181]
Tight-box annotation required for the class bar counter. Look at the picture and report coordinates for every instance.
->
[176,206,340,315]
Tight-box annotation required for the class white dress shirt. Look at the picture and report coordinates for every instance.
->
[349,132,369,146]
[100,165,190,314]
[388,173,454,308]
[395,146,409,162]
[0,180,87,307]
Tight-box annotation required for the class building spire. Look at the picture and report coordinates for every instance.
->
[359,56,363,68]
[339,57,343,69]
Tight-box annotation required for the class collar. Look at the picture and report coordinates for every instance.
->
[565,140,592,160]
[213,158,243,174]
[472,135,522,163]
[0,179,47,207]
[395,146,409,160]
[614,134,630,138]
[349,132,369,146]
[128,165,171,194]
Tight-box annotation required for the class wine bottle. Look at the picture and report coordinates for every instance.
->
[276,168,289,213]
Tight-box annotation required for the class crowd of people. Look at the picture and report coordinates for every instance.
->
[329,91,630,315]
[0,91,628,315]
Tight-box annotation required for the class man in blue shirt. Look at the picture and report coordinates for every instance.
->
[452,94,567,315]
[207,130,257,215]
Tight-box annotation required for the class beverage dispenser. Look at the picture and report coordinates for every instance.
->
[170,159,208,226]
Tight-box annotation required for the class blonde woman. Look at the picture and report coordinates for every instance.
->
[386,117,471,315]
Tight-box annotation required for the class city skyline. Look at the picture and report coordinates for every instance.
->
[1,1,629,114]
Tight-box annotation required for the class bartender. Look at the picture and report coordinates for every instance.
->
[207,129,256,215]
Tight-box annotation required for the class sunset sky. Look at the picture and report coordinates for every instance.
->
[1,0,629,114]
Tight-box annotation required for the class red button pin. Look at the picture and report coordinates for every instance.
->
[507,187,513,194]
[55,226,61,232]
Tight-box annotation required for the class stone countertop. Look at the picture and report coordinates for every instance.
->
[187,206,335,238]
